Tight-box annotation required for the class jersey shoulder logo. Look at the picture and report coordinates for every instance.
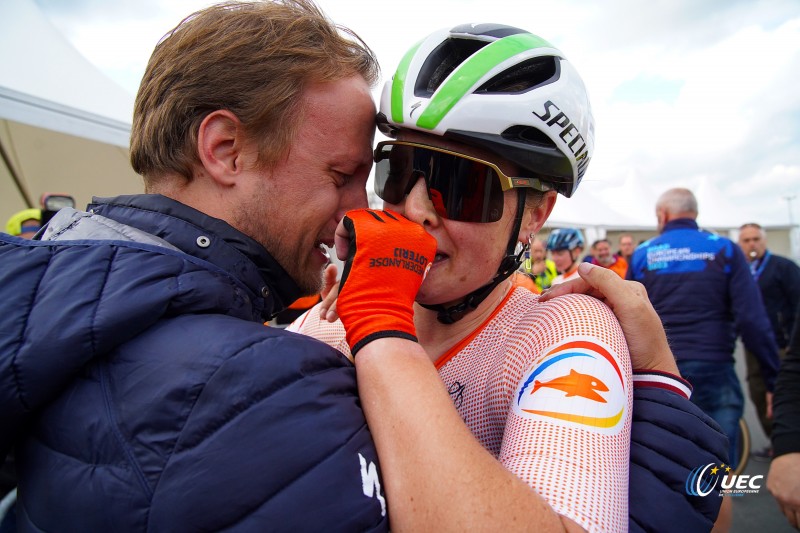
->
[513,337,627,434]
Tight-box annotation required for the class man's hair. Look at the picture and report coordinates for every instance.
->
[739,222,766,238]
[657,187,698,216]
[130,0,380,186]
[618,234,633,243]
[592,239,610,248]
[739,222,763,232]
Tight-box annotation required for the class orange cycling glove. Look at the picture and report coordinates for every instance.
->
[336,209,436,356]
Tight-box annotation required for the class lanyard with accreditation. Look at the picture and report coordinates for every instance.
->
[749,250,771,282]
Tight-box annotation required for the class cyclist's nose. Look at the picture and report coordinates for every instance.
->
[402,177,440,227]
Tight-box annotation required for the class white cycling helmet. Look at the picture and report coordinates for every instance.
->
[378,23,594,198]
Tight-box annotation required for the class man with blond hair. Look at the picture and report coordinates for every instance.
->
[0,2,388,530]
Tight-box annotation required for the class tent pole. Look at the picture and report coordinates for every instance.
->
[0,139,33,208]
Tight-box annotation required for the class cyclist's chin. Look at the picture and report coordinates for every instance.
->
[415,277,480,309]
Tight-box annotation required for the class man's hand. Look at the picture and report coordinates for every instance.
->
[540,262,678,374]
[335,209,436,355]
[319,263,340,322]
[767,453,800,529]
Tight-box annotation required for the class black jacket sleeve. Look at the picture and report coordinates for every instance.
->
[772,302,800,457]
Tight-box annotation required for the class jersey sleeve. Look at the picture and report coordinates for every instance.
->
[499,294,632,532]
[285,304,352,360]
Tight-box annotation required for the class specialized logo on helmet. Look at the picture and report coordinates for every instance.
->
[533,101,591,179]
[513,338,626,434]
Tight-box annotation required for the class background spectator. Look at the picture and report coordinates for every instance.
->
[738,222,800,458]
[628,187,781,531]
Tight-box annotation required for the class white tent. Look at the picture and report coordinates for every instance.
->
[549,170,762,238]
[549,179,652,230]
[0,0,142,224]
[595,170,659,228]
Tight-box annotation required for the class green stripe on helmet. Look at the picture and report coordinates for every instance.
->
[416,33,553,130]
[391,41,423,124]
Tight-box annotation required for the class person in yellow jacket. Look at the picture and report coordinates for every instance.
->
[520,236,557,292]
[4,208,41,239]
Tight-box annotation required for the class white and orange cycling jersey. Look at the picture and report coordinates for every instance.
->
[289,286,632,532]
[551,267,581,286]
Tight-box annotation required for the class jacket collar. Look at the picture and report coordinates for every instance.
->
[88,194,301,317]
[662,218,699,233]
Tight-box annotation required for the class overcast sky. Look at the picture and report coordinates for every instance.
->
[33,0,800,227]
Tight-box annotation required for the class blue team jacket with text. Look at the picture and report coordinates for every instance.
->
[628,218,779,389]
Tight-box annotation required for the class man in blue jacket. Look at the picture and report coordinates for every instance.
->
[738,222,800,452]
[629,187,781,530]
[0,2,388,531]
[0,3,726,532]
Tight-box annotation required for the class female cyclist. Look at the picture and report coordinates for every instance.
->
[291,23,726,532]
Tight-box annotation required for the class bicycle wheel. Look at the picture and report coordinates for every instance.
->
[732,417,750,476]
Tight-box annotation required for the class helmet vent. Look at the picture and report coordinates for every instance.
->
[415,38,488,96]
[476,56,558,93]
[502,125,557,149]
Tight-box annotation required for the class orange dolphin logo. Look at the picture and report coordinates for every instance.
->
[531,369,609,403]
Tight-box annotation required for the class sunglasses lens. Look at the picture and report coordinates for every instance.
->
[374,146,414,204]
[374,144,505,223]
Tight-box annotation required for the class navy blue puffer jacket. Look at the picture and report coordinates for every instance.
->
[0,195,388,532]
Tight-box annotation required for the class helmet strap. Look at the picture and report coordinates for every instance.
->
[421,189,528,324]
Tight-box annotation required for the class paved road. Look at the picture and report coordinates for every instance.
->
[730,457,794,532]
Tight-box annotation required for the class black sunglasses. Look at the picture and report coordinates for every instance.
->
[373,141,551,223]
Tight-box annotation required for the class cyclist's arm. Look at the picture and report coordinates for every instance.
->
[355,337,584,531]
[497,294,631,531]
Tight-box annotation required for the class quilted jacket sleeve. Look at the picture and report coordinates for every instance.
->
[629,387,728,533]
[143,324,390,531]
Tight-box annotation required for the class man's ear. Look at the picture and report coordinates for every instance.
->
[196,110,246,186]
[655,206,669,227]
[519,190,557,242]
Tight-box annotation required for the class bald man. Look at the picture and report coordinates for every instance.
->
[628,188,781,529]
